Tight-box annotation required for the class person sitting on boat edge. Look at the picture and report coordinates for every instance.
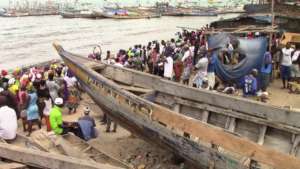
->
[78,107,97,141]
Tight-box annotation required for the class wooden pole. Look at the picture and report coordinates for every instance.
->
[269,0,275,52]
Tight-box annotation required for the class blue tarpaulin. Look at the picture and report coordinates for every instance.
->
[208,33,267,84]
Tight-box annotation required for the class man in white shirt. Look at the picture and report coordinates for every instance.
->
[280,43,295,88]
[291,47,300,80]
[163,55,174,80]
[0,98,17,141]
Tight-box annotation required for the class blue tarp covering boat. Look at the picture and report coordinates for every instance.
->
[208,33,268,84]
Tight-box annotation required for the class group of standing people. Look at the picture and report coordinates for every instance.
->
[0,63,81,139]
[91,29,299,102]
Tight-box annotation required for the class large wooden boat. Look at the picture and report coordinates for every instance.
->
[54,43,300,169]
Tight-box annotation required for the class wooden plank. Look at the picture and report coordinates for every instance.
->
[0,163,27,169]
[257,126,267,145]
[151,104,300,169]
[0,143,123,169]
[118,84,153,93]
[101,65,300,129]
[154,93,300,134]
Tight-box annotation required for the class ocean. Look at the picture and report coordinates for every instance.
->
[0,14,237,69]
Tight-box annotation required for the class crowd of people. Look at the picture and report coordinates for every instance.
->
[0,28,299,142]
[0,63,97,141]
[89,29,299,100]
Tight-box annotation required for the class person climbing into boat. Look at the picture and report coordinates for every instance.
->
[78,107,97,141]
[0,96,17,142]
[26,86,41,137]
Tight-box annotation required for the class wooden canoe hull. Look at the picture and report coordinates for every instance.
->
[57,47,240,169]
[53,43,300,169]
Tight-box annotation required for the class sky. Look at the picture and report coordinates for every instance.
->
[0,0,251,8]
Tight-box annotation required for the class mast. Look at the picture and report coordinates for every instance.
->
[269,0,275,51]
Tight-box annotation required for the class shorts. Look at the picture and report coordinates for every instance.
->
[280,65,291,80]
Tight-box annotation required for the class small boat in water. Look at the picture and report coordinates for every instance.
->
[60,10,95,19]
[54,43,300,169]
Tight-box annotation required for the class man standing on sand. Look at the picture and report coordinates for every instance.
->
[280,43,294,89]
[163,55,174,80]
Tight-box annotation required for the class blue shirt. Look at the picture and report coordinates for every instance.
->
[243,75,257,96]
[78,119,96,141]
[261,52,272,74]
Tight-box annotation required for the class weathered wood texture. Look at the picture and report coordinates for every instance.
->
[0,143,122,169]
[0,162,27,169]
[54,44,300,169]
[100,65,300,129]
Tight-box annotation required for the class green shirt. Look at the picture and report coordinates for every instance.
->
[49,106,63,134]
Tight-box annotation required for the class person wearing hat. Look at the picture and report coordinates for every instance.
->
[49,97,65,135]
[8,78,19,95]
[78,107,97,141]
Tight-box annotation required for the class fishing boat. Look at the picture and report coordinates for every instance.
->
[53,43,300,169]
[100,8,160,20]
[60,10,96,19]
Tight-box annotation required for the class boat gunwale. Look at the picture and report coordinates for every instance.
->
[54,43,300,169]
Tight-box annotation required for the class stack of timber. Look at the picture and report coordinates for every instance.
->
[53,42,300,169]
[0,132,129,169]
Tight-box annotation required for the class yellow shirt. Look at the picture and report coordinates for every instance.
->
[8,84,19,95]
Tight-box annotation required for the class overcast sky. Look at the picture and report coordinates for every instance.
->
[0,0,250,8]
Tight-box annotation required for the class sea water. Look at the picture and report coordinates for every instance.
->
[0,14,237,69]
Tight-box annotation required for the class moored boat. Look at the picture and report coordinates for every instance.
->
[60,10,96,19]
[54,43,300,169]
[100,9,160,19]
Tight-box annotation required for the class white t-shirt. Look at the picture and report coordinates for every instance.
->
[0,106,17,140]
[164,56,174,78]
[292,50,300,62]
[182,50,191,62]
[196,57,208,74]
[43,99,52,116]
[281,48,295,66]
[64,76,77,88]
